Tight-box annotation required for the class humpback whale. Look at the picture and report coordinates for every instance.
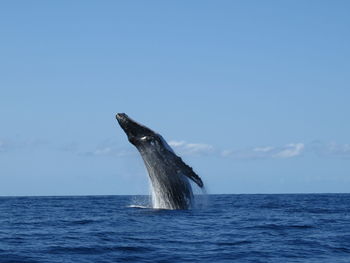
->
[116,113,204,210]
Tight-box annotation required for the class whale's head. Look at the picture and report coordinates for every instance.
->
[116,113,158,146]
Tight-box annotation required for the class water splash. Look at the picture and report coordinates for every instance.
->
[192,185,209,209]
[149,179,207,210]
[150,180,175,209]
[127,205,149,209]
[128,195,151,209]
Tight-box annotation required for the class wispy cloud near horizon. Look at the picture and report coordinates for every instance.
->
[273,143,305,158]
[309,141,350,159]
[2,137,350,160]
[219,143,305,160]
[168,140,215,156]
[83,147,136,157]
[78,139,136,157]
[169,140,306,160]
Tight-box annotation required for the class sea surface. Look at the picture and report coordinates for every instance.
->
[1,194,350,263]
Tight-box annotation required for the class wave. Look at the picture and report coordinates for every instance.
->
[127,205,150,209]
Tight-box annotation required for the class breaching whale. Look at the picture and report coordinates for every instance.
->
[116,113,204,210]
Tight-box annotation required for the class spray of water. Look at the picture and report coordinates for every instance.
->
[148,178,207,210]
[191,184,209,209]
[150,179,169,209]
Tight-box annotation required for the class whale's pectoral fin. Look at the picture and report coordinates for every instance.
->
[175,156,204,188]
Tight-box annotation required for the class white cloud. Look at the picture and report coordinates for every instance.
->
[221,143,305,160]
[273,143,305,158]
[82,146,136,157]
[184,143,214,154]
[320,142,350,158]
[168,140,186,147]
[221,149,234,157]
[308,140,350,158]
[219,147,269,160]
[59,140,350,160]
[168,140,215,156]
[3,135,348,161]
[78,138,137,157]
[253,146,274,152]
[328,142,350,155]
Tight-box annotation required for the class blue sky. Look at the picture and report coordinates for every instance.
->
[1,1,350,195]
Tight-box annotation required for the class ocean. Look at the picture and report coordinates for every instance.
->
[1,194,349,263]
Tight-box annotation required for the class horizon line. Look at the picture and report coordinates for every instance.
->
[1,192,349,198]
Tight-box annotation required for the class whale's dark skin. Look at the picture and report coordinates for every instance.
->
[116,113,203,209]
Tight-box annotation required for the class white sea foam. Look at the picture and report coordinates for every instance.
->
[127,205,150,209]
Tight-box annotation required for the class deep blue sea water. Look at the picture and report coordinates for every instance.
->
[1,194,350,263]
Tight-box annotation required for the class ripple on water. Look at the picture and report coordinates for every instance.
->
[1,194,350,263]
